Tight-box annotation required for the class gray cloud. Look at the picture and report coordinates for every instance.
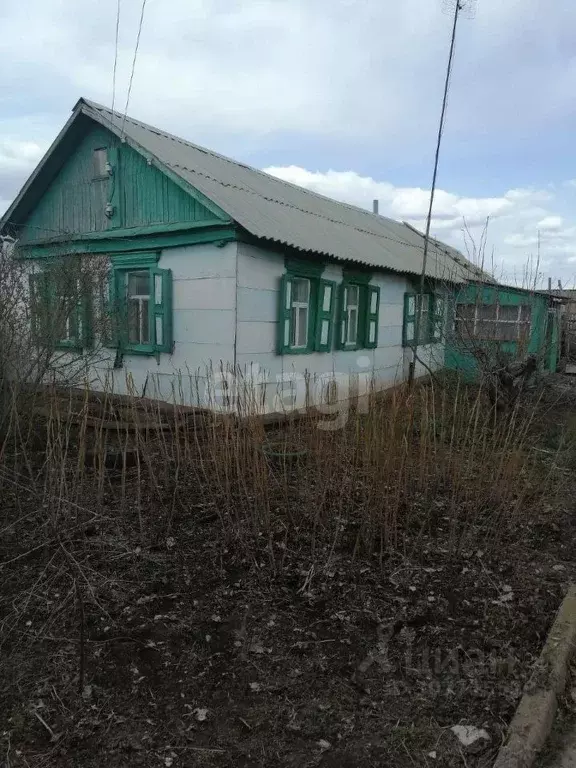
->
[2,0,576,284]
[264,164,576,286]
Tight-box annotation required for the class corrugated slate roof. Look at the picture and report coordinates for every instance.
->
[7,97,494,284]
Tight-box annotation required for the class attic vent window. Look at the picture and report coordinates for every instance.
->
[93,148,108,179]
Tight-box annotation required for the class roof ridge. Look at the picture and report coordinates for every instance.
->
[71,97,487,283]
[80,97,416,230]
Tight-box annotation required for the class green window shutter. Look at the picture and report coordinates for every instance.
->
[403,292,416,347]
[29,272,46,341]
[100,271,119,348]
[365,285,380,349]
[432,295,446,343]
[78,273,93,348]
[336,283,348,350]
[151,267,173,353]
[277,274,294,354]
[314,279,335,352]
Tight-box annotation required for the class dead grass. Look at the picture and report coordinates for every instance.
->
[0,374,570,767]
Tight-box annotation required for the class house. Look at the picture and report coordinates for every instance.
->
[446,283,562,376]
[1,97,493,413]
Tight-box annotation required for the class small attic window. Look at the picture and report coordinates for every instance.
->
[93,148,108,179]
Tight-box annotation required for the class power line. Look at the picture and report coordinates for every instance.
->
[111,0,122,122]
[120,0,148,139]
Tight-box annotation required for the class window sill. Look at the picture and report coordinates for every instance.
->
[279,347,317,355]
[54,341,83,352]
[122,345,157,356]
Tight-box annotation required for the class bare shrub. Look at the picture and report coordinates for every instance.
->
[0,239,111,437]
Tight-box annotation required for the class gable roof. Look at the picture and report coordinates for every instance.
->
[3,97,492,284]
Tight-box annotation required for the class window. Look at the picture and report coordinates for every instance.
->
[277,269,379,355]
[93,148,108,179]
[29,266,90,350]
[127,271,151,345]
[403,292,445,346]
[106,252,173,355]
[290,277,310,349]
[344,285,359,345]
[455,302,532,342]
[55,280,81,345]
[337,281,380,350]
[418,294,431,344]
[278,272,336,354]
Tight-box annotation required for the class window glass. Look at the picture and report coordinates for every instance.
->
[127,270,150,345]
[290,277,310,348]
[499,305,519,321]
[478,304,497,321]
[368,320,376,344]
[93,148,108,178]
[322,284,332,312]
[345,285,360,345]
[418,294,430,343]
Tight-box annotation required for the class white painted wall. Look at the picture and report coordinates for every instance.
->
[89,241,238,405]
[75,239,445,411]
[235,242,445,414]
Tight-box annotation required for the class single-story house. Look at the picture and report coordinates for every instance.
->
[0,97,512,412]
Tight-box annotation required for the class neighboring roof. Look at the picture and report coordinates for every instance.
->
[550,289,576,300]
[3,97,493,285]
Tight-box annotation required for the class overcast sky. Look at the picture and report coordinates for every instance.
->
[2,0,576,285]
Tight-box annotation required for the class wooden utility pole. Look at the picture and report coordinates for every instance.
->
[408,0,476,385]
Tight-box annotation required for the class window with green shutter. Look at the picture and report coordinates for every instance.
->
[109,252,173,355]
[278,274,314,353]
[403,292,443,346]
[337,281,380,350]
[277,269,379,354]
[277,272,334,354]
[29,265,92,351]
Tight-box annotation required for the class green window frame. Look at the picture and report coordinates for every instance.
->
[336,282,380,350]
[403,292,445,346]
[29,266,92,351]
[277,270,335,355]
[108,252,173,355]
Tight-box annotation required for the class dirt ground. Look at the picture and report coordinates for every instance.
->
[2,376,576,768]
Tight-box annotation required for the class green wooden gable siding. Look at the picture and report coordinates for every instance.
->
[445,284,559,375]
[20,126,115,243]
[118,142,214,229]
[19,124,217,244]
